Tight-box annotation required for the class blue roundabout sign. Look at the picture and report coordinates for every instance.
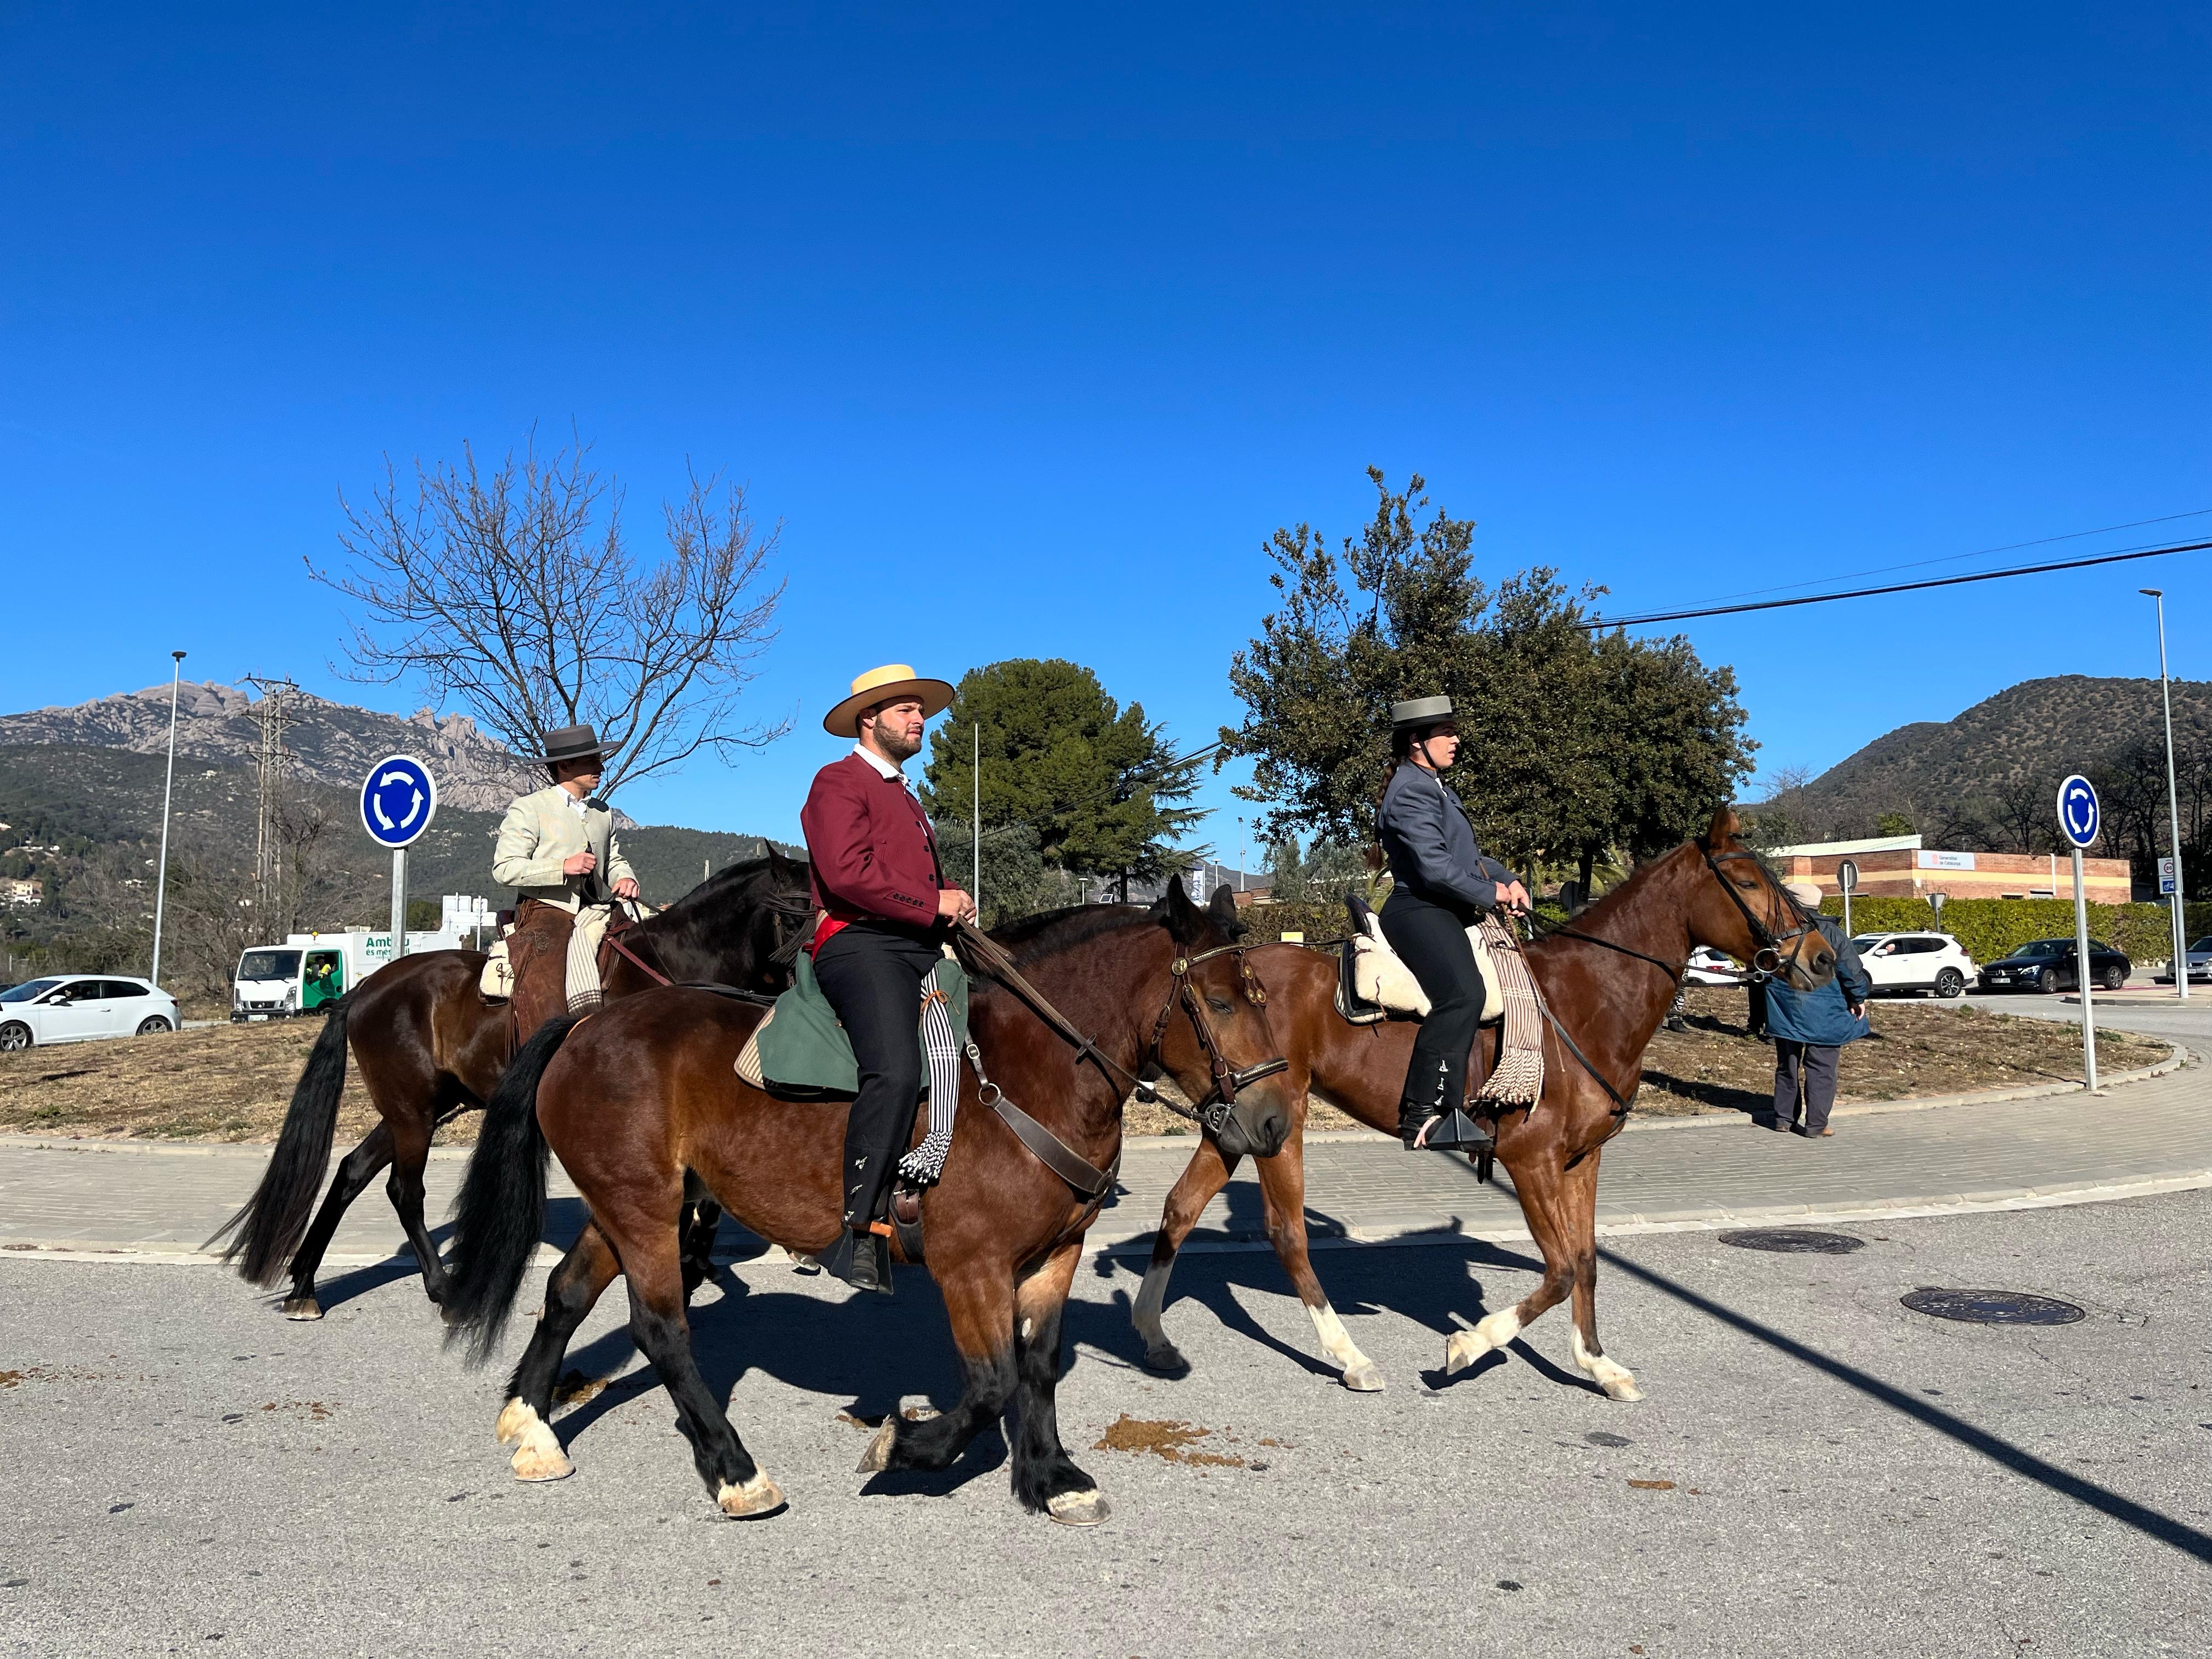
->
[2055,774,2100,851]
[360,754,439,849]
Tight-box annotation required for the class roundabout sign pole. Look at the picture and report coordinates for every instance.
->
[360,755,439,961]
[2056,774,2101,1092]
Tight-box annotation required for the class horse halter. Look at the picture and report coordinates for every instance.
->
[1695,836,1818,981]
[1147,941,1291,1136]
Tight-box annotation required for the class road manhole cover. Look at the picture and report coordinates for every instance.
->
[1717,1228,1865,1254]
[1900,1288,2086,1325]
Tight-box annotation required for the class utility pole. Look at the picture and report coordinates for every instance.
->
[2142,590,2189,1000]
[243,675,296,929]
[149,651,186,988]
[972,724,982,921]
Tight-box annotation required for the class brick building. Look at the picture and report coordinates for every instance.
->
[1770,835,2131,905]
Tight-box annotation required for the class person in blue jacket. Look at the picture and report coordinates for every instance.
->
[1374,695,1531,1153]
[1763,881,1873,1138]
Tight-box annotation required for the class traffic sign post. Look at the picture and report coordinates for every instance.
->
[1836,858,1859,939]
[360,755,439,961]
[2056,774,2101,1091]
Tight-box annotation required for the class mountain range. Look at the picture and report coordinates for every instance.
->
[1778,675,2212,842]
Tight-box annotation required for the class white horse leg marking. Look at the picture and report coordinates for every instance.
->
[1444,1304,1525,1374]
[715,1468,786,1517]
[1571,1326,1644,1402]
[1305,1301,1384,1391]
[500,1398,574,1481]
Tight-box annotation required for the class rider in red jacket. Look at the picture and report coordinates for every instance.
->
[800,665,976,1292]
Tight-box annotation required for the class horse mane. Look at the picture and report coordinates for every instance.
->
[990,902,1164,965]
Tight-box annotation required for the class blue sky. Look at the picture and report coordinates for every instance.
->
[4,4,2207,857]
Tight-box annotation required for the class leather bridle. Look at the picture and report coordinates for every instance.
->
[1693,835,1820,981]
[1146,941,1291,1136]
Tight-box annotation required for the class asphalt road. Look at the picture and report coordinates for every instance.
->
[1962,986,2212,1045]
[5,1191,2210,1658]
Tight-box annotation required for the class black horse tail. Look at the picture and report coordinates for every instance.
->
[208,1000,352,1285]
[442,1014,583,1365]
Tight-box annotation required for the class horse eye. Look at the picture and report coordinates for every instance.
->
[1206,996,1234,1014]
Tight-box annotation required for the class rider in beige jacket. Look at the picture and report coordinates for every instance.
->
[492,724,638,1031]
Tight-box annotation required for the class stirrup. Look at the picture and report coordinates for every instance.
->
[822,1227,892,1295]
[1415,1108,1493,1153]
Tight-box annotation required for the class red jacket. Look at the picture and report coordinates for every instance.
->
[799,751,946,938]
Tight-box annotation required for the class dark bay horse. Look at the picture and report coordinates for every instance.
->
[212,848,816,1318]
[440,879,1297,1525]
[1133,807,1834,1401]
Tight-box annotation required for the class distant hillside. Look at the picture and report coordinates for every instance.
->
[1782,675,2212,840]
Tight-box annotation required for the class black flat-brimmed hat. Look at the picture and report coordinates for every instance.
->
[532,723,618,765]
[1389,695,1455,728]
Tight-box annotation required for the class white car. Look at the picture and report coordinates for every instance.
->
[0,974,180,1050]
[1683,947,1747,986]
[1850,932,1977,998]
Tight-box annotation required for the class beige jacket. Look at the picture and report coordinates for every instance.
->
[492,783,636,908]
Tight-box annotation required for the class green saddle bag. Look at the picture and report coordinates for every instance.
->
[751,949,969,1096]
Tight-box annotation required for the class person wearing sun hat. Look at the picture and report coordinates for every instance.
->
[800,664,977,1292]
[1762,879,1872,1138]
[491,723,640,1035]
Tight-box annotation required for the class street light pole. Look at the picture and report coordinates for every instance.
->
[149,651,187,988]
[2143,589,2189,1001]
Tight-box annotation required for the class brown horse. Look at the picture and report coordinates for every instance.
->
[1132,807,1833,1400]
[439,879,1298,1525]
[212,849,815,1318]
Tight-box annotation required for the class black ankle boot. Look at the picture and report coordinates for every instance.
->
[823,1227,891,1294]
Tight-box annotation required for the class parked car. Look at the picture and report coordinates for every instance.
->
[2153,937,2212,986]
[0,974,180,1049]
[1849,932,1977,999]
[1978,938,2131,994]
[1683,947,1747,986]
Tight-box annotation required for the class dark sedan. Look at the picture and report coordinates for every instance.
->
[1979,937,2131,994]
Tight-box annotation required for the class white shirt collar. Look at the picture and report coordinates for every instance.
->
[852,743,905,782]
[557,788,589,815]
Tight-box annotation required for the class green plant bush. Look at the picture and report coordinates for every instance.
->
[1820,897,2212,968]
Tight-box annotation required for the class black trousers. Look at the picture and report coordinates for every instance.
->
[1773,1041,1840,1133]
[812,922,940,1230]
[1379,888,1484,1121]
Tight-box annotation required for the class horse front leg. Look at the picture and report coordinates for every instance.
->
[1444,1131,1577,1375]
[383,1115,447,1306]
[496,1219,622,1482]
[1252,1130,1382,1391]
[1560,1150,1641,1401]
[1133,1138,1239,1373]
[1010,1239,1109,1525]
[856,1265,1017,1480]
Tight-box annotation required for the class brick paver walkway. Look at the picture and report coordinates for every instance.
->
[2,1047,2202,1269]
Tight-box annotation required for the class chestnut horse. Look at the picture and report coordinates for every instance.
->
[1132,808,1833,1401]
[212,849,816,1318]
[440,880,1298,1526]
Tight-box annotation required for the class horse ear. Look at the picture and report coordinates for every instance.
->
[1708,804,1742,845]
[1207,882,1247,938]
[1156,873,1200,942]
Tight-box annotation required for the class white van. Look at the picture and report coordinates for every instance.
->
[230,927,474,1020]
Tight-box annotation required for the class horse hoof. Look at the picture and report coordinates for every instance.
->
[1443,1331,1487,1375]
[1045,1489,1111,1527]
[510,1435,574,1483]
[856,1422,898,1474]
[1601,1375,1645,1403]
[1342,1361,1386,1392]
[281,1296,323,1322]
[716,1471,786,1519]
[1140,1342,1189,1376]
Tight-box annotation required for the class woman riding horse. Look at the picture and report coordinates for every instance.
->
[1374,693,1533,1153]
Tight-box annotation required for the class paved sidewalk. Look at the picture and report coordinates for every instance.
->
[2,1046,2203,1269]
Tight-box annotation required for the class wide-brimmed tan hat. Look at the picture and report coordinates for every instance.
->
[1784,881,1824,908]
[823,664,955,739]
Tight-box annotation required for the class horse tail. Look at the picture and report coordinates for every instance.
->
[207,1000,352,1285]
[442,1014,583,1365]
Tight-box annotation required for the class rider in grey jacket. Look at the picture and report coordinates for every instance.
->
[1375,696,1531,1152]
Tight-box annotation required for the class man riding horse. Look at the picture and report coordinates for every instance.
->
[493,723,641,1036]
[801,665,977,1294]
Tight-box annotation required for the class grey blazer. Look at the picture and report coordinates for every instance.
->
[1378,763,1517,913]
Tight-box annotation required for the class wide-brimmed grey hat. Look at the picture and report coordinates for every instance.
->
[532,723,618,766]
[1389,695,1455,728]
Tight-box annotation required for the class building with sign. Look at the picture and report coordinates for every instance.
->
[1769,835,2132,905]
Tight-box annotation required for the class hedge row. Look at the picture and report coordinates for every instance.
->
[1238,892,2211,969]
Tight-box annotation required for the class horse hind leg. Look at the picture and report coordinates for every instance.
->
[496,1221,622,1482]
[1009,1242,1108,1526]
[280,1122,394,1320]
[856,1270,1017,1482]
[620,1239,784,1518]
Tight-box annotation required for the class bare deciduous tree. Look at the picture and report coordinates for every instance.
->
[313,433,788,795]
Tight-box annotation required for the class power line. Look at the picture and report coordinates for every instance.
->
[1582,540,2212,631]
